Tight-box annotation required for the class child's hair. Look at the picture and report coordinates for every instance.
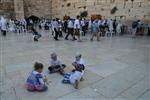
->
[75,53,82,58]
[34,62,44,70]
[76,65,82,72]
[51,52,57,57]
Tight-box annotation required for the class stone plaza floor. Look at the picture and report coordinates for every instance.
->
[0,30,150,100]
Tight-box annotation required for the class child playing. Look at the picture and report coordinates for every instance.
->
[26,62,48,92]
[31,27,42,42]
[72,54,85,73]
[48,53,66,75]
[62,66,83,89]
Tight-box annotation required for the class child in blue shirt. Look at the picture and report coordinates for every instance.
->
[26,62,48,92]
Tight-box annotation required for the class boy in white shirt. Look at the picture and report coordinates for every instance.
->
[72,54,85,81]
[48,53,66,75]
[0,17,7,36]
[74,15,81,42]
[62,66,83,89]
[72,54,85,71]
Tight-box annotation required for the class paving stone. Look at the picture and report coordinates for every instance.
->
[121,77,150,100]
[86,60,128,77]
[0,87,18,100]
[56,87,107,100]
[112,96,127,100]
[1,32,150,100]
[91,65,148,99]
[138,90,150,100]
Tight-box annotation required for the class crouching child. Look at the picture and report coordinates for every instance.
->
[26,62,48,92]
[48,53,66,75]
[72,54,85,81]
[62,66,83,89]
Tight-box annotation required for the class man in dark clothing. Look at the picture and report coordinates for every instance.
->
[65,18,76,40]
[53,19,59,41]
[132,20,139,38]
[63,20,68,33]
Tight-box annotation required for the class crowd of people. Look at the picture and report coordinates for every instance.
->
[1,16,150,92]
[0,16,150,41]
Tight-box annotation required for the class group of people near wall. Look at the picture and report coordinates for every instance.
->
[1,16,150,41]
[0,16,28,36]
[50,16,150,41]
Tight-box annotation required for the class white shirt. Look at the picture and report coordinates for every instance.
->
[74,58,85,65]
[81,20,85,27]
[68,20,74,28]
[98,20,102,26]
[74,58,85,76]
[53,21,59,30]
[0,19,7,30]
[50,59,61,66]
[74,19,80,29]
[108,19,113,31]
[101,20,106,26]
[88,20,92,28]
[70,71,82,84]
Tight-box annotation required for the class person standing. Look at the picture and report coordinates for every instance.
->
[132,20,139,38]
[0,17,7,36]
[90,19,100,41]
[63,20,68,33]
[58,20,63,38]
[113,19,117,35]
[8,19,15,32]
[53,18,59,41]
[65,18,76,40]
[147,22,150,36]
[74,16,81,42]
[107,19,114,37]
[81,18,86,36]
[88,19,92,34]
[116,21,122,36]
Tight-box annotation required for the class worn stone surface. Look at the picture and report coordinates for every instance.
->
[0,0,150,20]
[0,30,150,100]
[52,0,150,20]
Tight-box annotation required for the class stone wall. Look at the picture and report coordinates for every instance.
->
[52,0,150,20]
[23,0,52,18]
[0,0,14,18]
[0,0,52,19]
[0,0,150,21]
[14,0,24,20]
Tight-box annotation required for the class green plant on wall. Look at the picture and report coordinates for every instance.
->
[110,6,118,14]
[80,11,88,17]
